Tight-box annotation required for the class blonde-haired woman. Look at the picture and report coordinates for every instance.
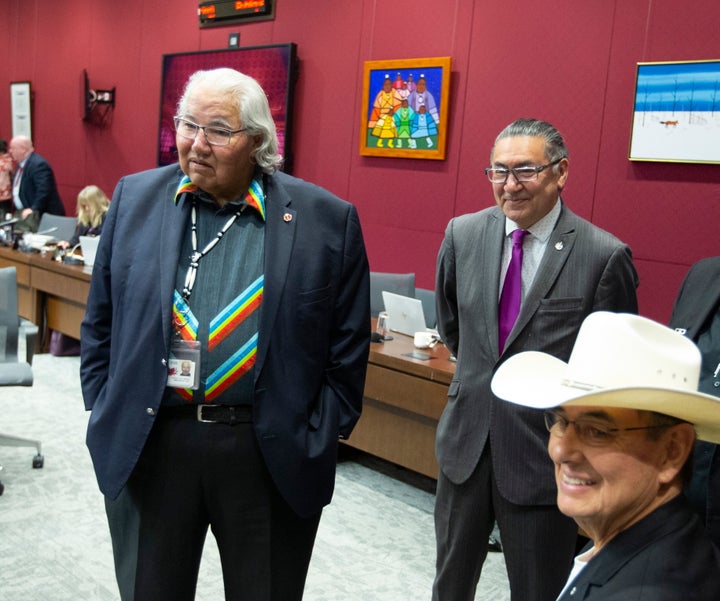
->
[58,185,110,249]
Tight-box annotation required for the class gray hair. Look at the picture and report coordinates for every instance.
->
[491,118,569,166]
[645,410,694,485]
[176,68,283,174]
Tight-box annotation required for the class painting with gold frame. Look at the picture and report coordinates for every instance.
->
[360,57,451,160]
[629,59,720,164]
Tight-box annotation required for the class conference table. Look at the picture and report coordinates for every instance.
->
[343,322,454,479]
[0,245,91,348]
[0,244,452,479]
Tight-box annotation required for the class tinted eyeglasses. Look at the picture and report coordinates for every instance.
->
[543,410,672,447]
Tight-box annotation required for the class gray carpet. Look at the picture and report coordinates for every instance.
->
[0,353,510,600]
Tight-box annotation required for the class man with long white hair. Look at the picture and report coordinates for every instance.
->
[81,68,370,600]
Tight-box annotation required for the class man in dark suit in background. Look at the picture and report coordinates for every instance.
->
[81,68,370,600]
[433,118,639,601]
[8,135,65,225]
[669,256,720,548]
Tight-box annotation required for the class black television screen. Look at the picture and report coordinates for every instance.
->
[158,43,297,172]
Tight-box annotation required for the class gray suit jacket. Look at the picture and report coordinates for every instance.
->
[435,202,638,505]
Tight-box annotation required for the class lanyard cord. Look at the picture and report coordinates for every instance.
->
[181,199,245,300]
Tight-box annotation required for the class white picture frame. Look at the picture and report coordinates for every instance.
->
[629,60,720,164]
[10,81,33,138]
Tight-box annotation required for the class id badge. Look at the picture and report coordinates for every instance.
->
[167,338,201,390]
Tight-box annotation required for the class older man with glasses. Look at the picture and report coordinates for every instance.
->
[81,68,370,600]
[492,311,720,600]
[432,118,639,601]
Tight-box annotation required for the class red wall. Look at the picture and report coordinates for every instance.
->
[1,0,718,323]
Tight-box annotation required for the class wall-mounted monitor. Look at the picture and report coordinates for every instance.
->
[83,69,116,126]
[158,43,298,171]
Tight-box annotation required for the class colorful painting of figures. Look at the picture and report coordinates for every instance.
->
[360,57,451,160]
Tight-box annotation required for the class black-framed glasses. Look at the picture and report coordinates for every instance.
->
[173,117,246,147]
[485,158,563,184]
[543,410,671,447]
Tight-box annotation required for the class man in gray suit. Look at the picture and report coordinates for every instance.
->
[432,119,639,601]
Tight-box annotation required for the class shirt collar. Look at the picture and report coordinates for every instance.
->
[504,197,562,243]
[174,173,266,222]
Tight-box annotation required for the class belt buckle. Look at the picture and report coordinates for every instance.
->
[196,405,217,423]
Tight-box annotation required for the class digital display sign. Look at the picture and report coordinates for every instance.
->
[198,0,274,27]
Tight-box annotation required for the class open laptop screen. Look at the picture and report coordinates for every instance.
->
[381,291,427,337]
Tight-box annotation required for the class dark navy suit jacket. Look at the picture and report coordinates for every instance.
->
[558,496,720,600]
[18,152,65,215]
[80,164,370,518]
[669,256,720,547]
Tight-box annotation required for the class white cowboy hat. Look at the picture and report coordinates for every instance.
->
[491,311,720,443]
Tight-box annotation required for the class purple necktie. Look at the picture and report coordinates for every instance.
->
[498,229,528,352]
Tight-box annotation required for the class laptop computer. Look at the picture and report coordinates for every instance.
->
[381,291,428,337]
[79,235,100,266]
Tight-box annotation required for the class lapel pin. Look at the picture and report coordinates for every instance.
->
[283,212,293,222]
[555,241,564,251]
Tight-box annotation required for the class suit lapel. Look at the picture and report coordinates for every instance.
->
[159,174,191,352]
[484,211,506,355]
[255,174,296,375]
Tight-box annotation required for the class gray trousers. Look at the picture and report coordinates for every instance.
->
[432,446,578,601]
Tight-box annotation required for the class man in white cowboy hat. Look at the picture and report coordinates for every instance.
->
[491,311,720,600]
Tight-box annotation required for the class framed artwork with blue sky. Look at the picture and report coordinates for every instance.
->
[629,59,720,164]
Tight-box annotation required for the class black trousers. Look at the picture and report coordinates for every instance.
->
[105,413,321,601]
[432,445,578,601]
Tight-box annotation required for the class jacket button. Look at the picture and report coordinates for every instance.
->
[161,358,167,366]
[146,408,155,416]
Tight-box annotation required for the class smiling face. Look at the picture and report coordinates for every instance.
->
[548,406,692,550]
[176,82,258,206]
[490,135,568,229]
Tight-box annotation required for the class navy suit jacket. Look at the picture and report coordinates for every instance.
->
[18,152,65,215]
[435,202,639,504]
[558,496,720,600]
[80,164,370,518]
[669,256,720,547]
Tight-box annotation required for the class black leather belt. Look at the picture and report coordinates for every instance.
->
[159,404,253,425]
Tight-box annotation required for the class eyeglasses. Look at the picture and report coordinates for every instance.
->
[174,117,246,146]
[543,410,671,447]
[485,158,563,184]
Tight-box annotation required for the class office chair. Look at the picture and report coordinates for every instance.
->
[415,288,437,329]
[0,267,43,496]
[37,213,77,243]
[369,272,415,317]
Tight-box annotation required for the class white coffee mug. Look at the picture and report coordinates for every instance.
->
[414,331,437,349]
